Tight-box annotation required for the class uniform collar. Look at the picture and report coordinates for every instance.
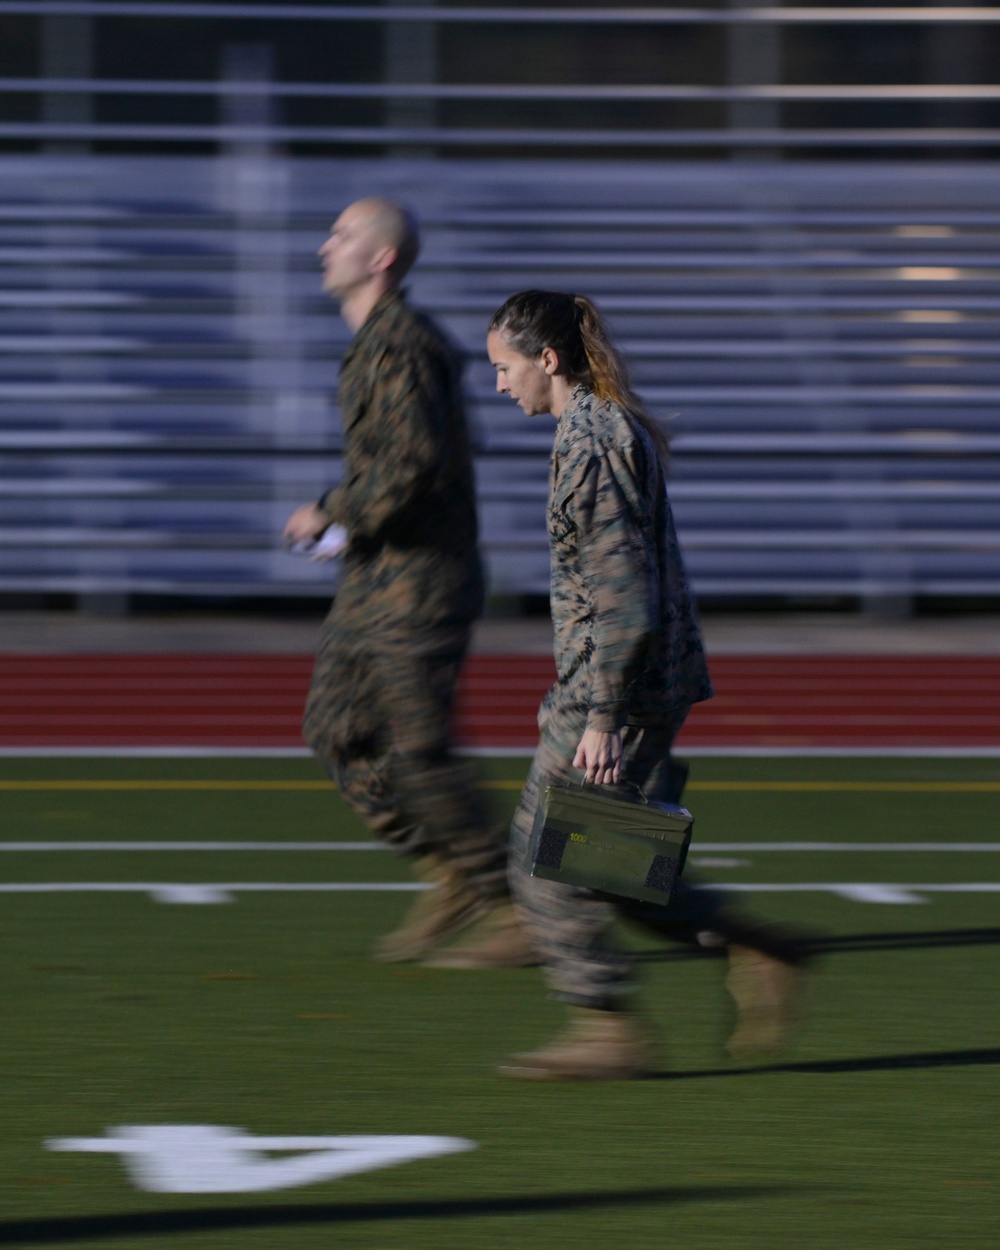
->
[557,382,593,422]
[354,287,406,339]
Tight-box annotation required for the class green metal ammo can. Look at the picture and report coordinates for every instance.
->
[528,783,693,905]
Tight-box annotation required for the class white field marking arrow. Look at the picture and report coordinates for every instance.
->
[46,1124,476,1193]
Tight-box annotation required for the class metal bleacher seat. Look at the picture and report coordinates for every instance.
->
[431,162,1000,600]
[1,2,999,605]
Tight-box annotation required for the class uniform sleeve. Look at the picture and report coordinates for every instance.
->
[568,443,659,732]
[320,344,449,542]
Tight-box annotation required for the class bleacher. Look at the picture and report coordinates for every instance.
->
[2,1,999,605]
[2,155,998,601]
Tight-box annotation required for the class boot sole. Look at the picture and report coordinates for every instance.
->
[421,951,539,969]
[371,898,491,963]
[497,1061,649,1081]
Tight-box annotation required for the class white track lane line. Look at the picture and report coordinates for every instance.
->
[0,882,998,904]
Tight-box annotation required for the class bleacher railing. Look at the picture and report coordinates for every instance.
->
[1,4,998,605]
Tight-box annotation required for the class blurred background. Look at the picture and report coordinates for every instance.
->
[1,0,999,627]
[1,17,998,1237]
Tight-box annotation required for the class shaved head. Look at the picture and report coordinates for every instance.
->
[352,196,420,279]
[318,195,422,329]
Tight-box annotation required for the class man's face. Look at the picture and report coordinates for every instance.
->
[318,203,385,299]
[487,329,554,417]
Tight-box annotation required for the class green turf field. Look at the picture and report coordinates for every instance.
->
[1,753,997,1248]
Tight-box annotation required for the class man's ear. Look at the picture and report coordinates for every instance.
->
[540,346,561,376]
[371,244,398,276]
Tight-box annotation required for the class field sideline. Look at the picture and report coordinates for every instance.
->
[0,750,997,1249]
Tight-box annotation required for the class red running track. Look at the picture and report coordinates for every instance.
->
[0,653,998,749]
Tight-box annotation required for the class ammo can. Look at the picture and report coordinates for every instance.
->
[528,783,693,906]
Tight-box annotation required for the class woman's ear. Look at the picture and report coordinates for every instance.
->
[540,346,561,376]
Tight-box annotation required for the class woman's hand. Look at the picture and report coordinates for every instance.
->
[573,728,623,785]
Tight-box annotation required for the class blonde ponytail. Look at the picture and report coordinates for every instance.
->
[490,288,671,470]
[574,295,671,470]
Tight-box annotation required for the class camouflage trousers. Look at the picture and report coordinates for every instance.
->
[508,709,738,1009]
[303,616,507,900]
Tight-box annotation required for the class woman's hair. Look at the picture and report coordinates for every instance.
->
[488,289,670,467]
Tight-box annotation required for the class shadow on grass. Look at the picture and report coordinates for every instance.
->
[0,1184,792,1244]
[659,1046,1000,1082]
[803,927,1000,956]
[634,927,1000,964]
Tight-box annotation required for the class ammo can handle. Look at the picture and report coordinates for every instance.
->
[579,779,649,804]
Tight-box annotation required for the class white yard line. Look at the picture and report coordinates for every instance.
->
[0,881,998,905]
[0,882,425,905]
[693,842,1000,852]
[0,841,383,851]
[2,841,1000,852]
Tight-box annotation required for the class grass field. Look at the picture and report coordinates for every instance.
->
[1,752,997,1249]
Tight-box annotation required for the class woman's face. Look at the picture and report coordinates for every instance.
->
[487,329,555,417]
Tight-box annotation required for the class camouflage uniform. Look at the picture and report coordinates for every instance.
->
[303,289,506,898]
[508,384,717,1007]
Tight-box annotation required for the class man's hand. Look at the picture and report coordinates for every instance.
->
[573,728,623,785]
[283,503,331,548]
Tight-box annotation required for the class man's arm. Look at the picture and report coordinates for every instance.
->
[321,345,451,543]
[283,502,330,546]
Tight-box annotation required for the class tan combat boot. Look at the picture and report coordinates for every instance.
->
[421,901,538,969]
[498,1007,654,1080]
[372,853,486,963]
[724,945,803,1058]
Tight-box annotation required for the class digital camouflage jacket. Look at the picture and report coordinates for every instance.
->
[318,289,484,635]
[545,384,713,733]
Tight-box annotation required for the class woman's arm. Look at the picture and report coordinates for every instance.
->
[571,441,658,736]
